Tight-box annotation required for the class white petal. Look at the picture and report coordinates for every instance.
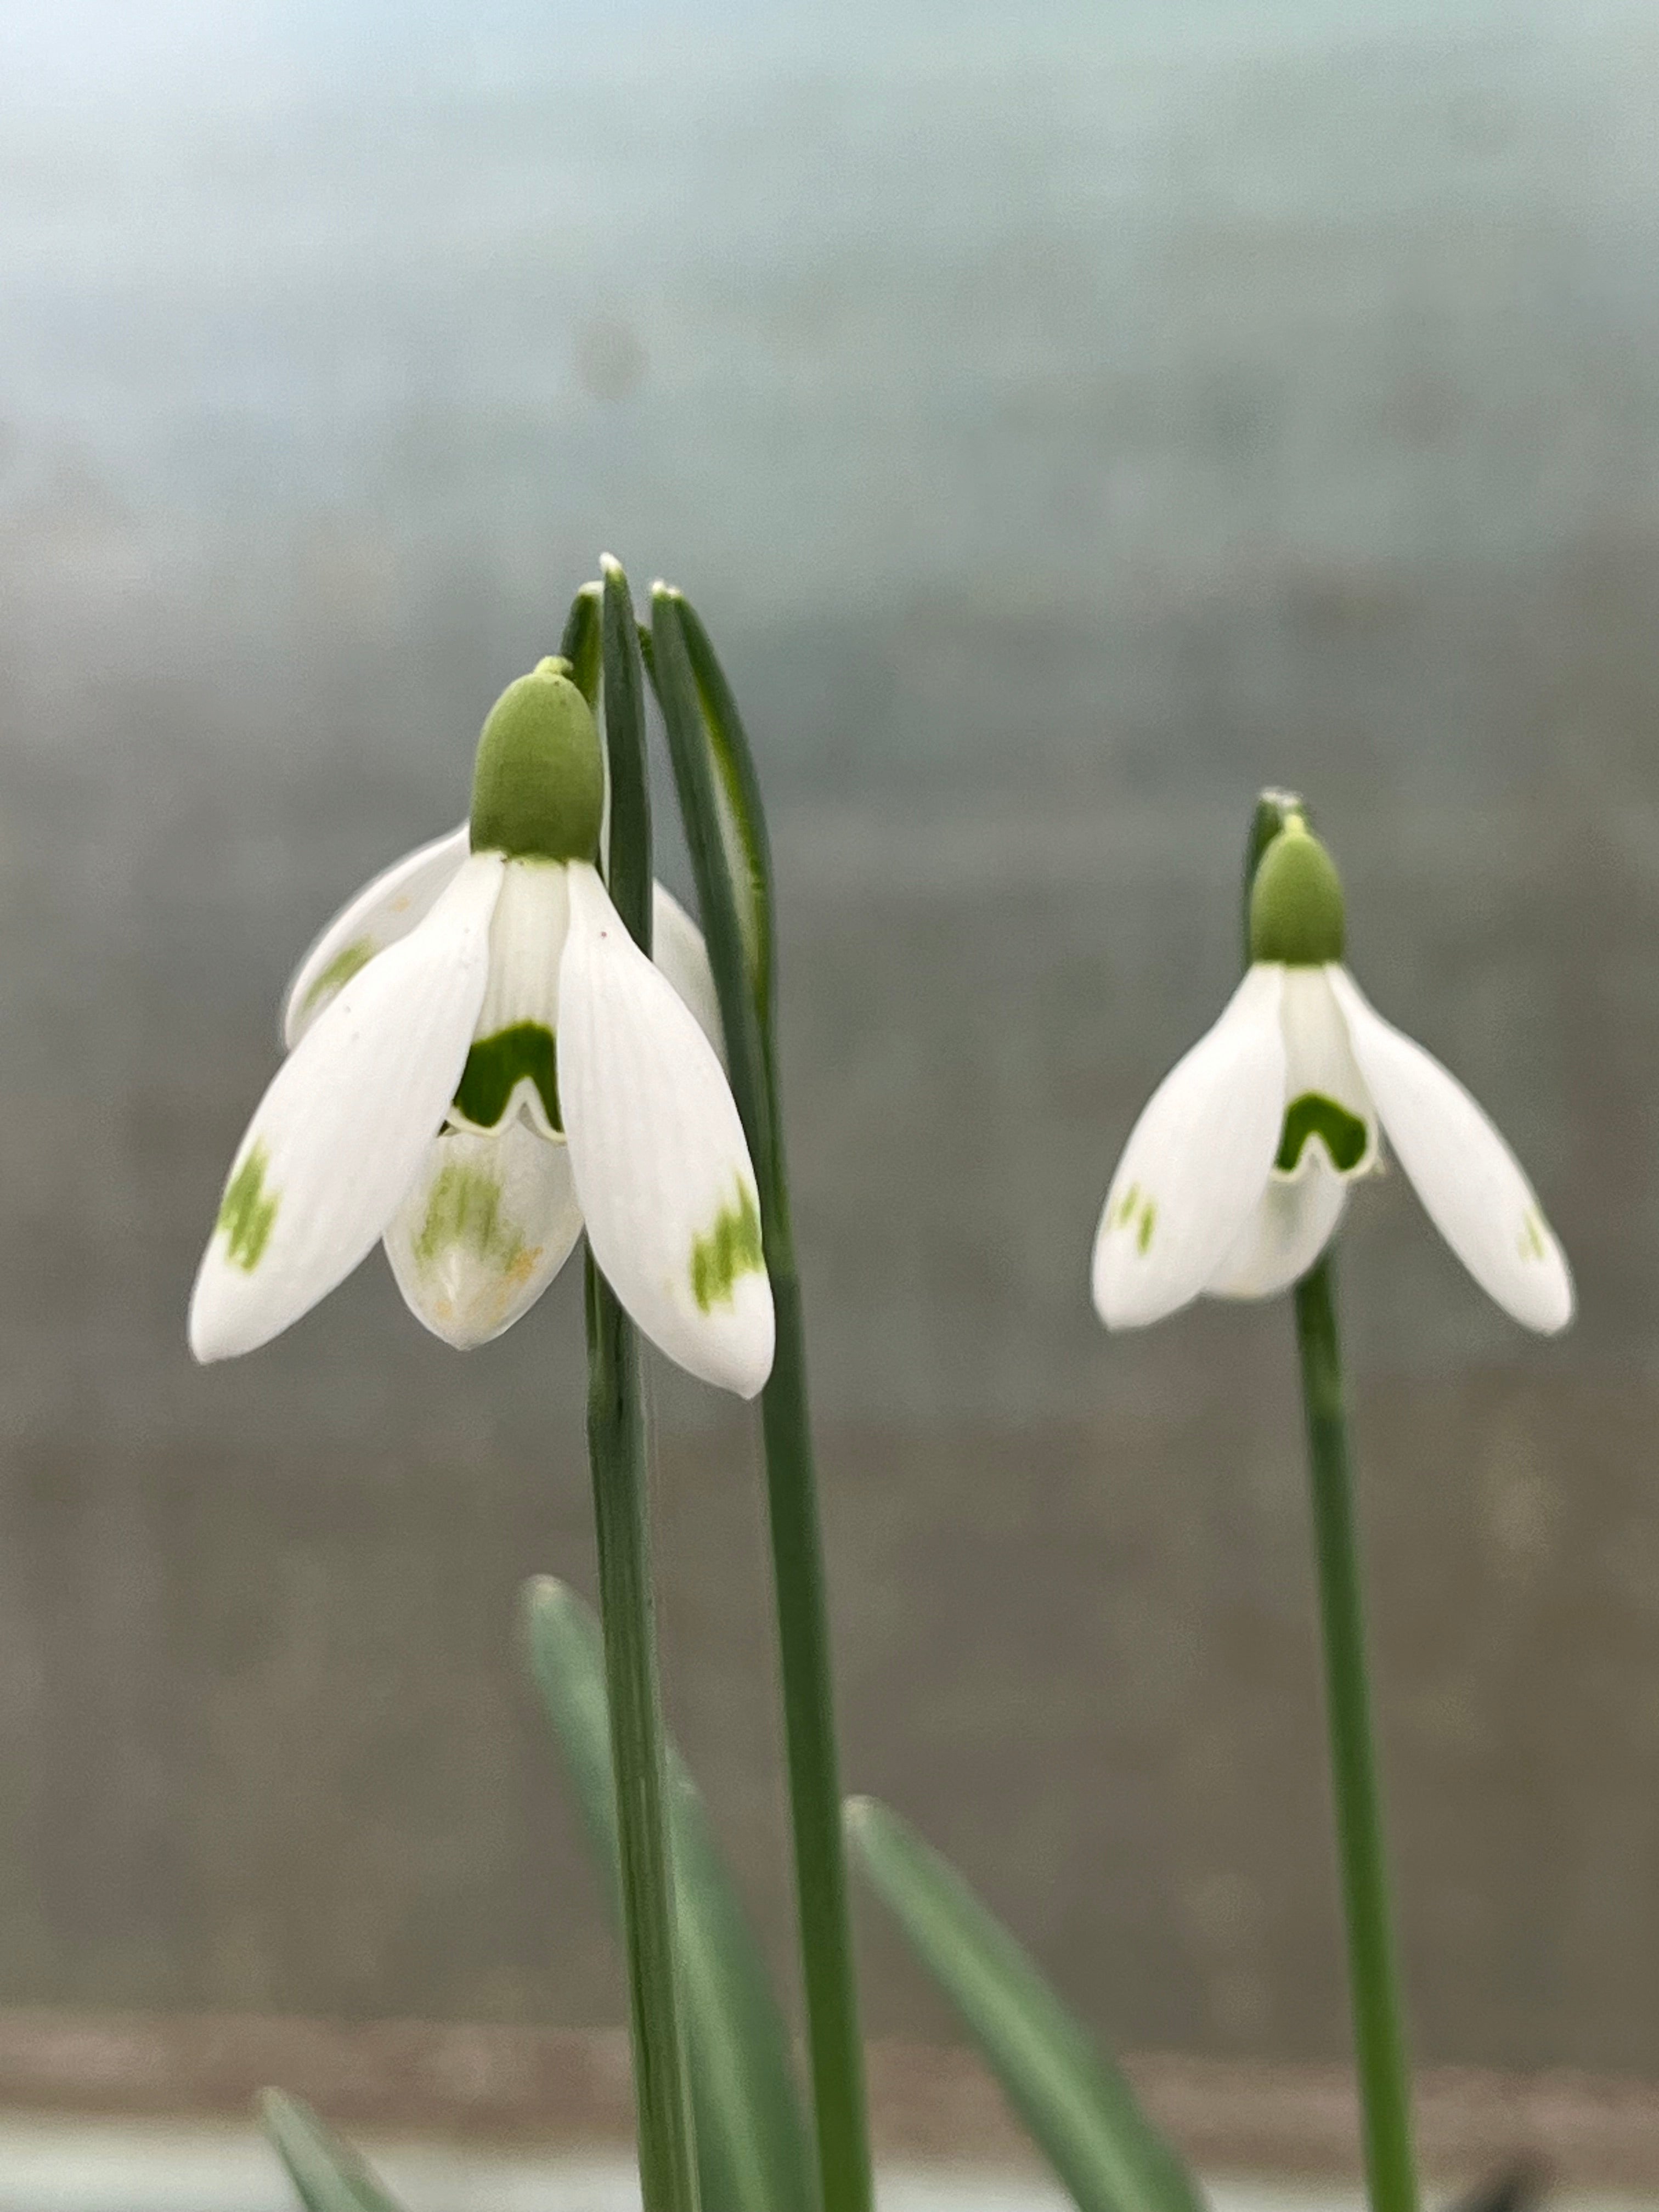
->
[1328,966,1575,1333]
[383,1121,583,1348]
[652,881,725,1058]
[1205,1156,1347,1300]
[190,853,505,1361]
[283,824,470,1046]
[558,861,774,1396]
[1277,966,1379,1178]
[450,858,568,1138]
[1091,964,1288,1330]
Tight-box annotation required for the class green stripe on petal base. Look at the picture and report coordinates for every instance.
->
[411,1155,526,1271]
[217,1145,278,1271]
[453,1024,560,1131]
[691,1183,764,1313]
[1277,1093,1370,1175]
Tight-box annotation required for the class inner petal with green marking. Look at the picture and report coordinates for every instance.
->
[217,1144,278,1271]
[412,1155,526,1272]
[1276,1092,1372,1176]
[452,1023,560,1133]
[690,1182,765,1312]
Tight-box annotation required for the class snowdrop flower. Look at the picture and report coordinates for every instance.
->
[190,659,774,1395]
[1092,814,1573,1335]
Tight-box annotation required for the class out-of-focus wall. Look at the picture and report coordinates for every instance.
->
[2,1,1657,2075]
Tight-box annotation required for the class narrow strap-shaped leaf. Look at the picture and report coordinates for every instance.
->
[258,2091,409,2212]
[600,557,651,947]
[524,1576,819,2212]
[561,579,604,707]
[845,1799,1204,2212]
[648,589,773,1054]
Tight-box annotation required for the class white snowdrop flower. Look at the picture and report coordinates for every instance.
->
[190,659,773,1396]
[1092,815,1573,1335]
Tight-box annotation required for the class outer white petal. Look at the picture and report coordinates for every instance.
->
[383,1121,583,1348]
[1205,1156,1347,1300]
[1091,964,1288,1330]
[190,853,505,1361]
[559,862,774,1396]
[651,882,724,1058]
[1328,966,1575,1333]
[283,823,470,1046]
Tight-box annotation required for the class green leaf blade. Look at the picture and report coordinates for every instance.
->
[523,1577,819,2212]
[258,2092,409,2212]
[844,1798,1204,2212]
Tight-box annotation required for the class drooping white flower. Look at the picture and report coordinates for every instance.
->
[190,658,774,1395]
[1092,815,1573,1335]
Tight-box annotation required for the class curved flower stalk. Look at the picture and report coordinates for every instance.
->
[190,658,773,1396]
[1092,811,1573,1334]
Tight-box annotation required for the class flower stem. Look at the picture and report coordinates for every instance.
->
[651,586,874,2212]
[1293,1254,1419,2212]
[574,561,699,2212]
[585,1252,701,2212]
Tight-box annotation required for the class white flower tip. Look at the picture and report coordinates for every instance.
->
[1090,1200,1185,1331]
[684,1267,776,1398]
[1510,1212,1576,1335]
[600,551,624,580]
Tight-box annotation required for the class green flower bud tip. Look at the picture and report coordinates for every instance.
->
[470,658,604,863]
[1249,815,1346,965]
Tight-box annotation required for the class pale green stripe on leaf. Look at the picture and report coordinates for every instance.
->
[258,2092,409,2212]
[845,1797,1204,2212]
[522,1578,816,2212]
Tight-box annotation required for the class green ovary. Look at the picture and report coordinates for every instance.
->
[412,1158,524,1271]
[690,1183,765,1312]
[1277,1093,1369,1174]
[453,1024,560,1131]
[299,939,375,1017]
[217,1146,278,1271]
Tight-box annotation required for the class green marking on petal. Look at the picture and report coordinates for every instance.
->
[412,1156,526,1270]
[217,1144,278,1271]
[1518,1207,1549,1262]
[299,939,375,1017]
[1110,1182,1158,1255]
[1277,1092,1370,1175]
[453,1023,560,1131]
[690,1182,764,1313]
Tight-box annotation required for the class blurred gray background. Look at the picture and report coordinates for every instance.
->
[1,0,1657,2092]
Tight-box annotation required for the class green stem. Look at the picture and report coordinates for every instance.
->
[573,562,699,2212]
[585,1255,701,2212]
[651,588,874,2212]
[1293,1255,1419,2212]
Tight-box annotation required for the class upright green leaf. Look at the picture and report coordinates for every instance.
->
[523,1577,818,2212]
[258,2092,408,2212]
[845,1799,1204,2212]
[560,580,604,708]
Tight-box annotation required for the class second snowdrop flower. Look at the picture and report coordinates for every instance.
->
[1092,812,1573,1334]
[190,659,774,1395]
